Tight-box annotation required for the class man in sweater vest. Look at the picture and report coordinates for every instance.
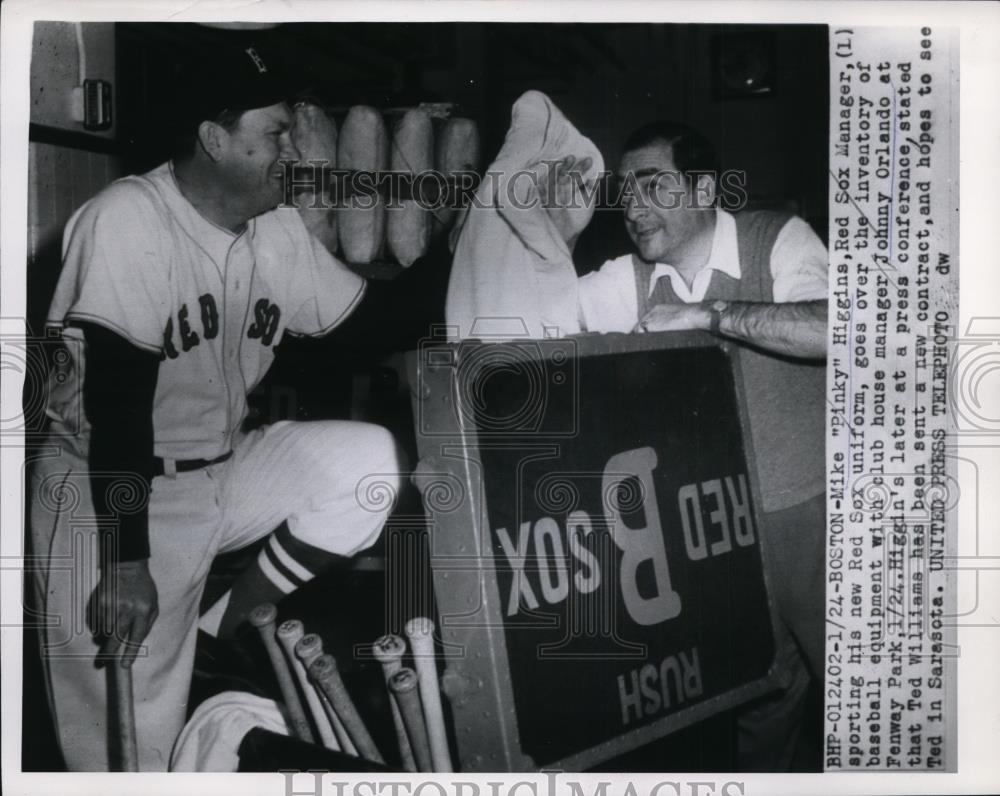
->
[578,121,828,770]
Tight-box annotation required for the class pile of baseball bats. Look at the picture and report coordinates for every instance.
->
[251,604,453,772]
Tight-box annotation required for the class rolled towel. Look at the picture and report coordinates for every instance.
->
[338,105,389,264]
[434,117,480,234]
[291,102,339,255]
[388,108,434,267]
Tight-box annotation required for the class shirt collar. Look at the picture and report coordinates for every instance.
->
[647,208,741,298]
[166,160,250,241]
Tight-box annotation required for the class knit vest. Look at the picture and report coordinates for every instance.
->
[632,210,826,513]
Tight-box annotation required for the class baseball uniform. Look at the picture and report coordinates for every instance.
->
[31,160,402,771]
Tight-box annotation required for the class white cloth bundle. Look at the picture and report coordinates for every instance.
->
[169,691,290,772]
[445,90,603,341]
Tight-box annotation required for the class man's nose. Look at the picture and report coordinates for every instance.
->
[624,194,645,222]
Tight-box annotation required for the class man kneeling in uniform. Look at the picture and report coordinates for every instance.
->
[30,43,402,771]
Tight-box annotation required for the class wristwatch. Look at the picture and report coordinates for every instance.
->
[709,299,729,335]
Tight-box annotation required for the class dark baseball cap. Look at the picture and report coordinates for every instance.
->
[178,41,291,125]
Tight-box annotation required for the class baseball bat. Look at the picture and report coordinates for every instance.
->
[388,667,433,772]
[295,633,356,755]
[372,634,417,771]
[249,603,314,743]
[405,617,452,772]
[113,659,139,771]
[277,620,338,750]
[308,653,384,764]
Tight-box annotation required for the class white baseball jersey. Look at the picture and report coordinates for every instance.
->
[34,162,401,772]
[46,161,365,461]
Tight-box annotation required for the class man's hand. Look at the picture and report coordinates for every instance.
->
[88,559,159,668]
[635,303,711,333]
[536,154,595,248]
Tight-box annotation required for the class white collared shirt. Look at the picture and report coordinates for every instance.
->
[578,209,828,333]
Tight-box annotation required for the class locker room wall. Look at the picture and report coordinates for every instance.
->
[418,24,828,227]
[27,22,124,336]
[24,25,124,769]
[30,22,117,137]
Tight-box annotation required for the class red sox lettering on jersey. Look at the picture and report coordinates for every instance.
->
[162,294,280,357]
[46,161,365,461]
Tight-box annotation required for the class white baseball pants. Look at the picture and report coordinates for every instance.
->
[30,419,402,771]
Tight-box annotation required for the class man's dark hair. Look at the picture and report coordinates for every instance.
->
[622,121,719,184]
[171,107,245,162]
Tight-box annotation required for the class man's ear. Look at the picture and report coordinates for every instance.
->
[196,120,228,163]
[693,172,717,209]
